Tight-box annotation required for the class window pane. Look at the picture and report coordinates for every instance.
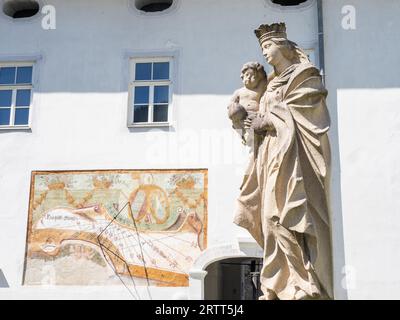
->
[16,66,33,84]
[135,63,152,80]
[134,105,149,123]
[153,62,169,80]
[153,104,168,122]
[16,89,31,106]
[154,86,169,104]
[14,108,29,125]
[134,86,149,104]
[0,67,16,85]
[0,90,12,107]
[0,108,11,125]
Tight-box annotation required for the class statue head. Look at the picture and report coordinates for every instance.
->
[255,23,310,68]
[240,62,267,90]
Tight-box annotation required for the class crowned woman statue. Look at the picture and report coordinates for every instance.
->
[228,23,333,300]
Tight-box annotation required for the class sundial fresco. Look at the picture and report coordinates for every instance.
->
[23,170,207,289]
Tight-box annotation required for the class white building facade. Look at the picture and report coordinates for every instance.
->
[0,0,400,300]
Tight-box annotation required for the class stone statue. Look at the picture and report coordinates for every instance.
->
[228,22,333,300]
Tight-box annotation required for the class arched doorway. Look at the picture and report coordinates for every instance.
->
[204,257,263,300]
[188,240,264,300]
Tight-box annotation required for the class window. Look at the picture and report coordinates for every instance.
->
[3,0,40,19]
[271,0,307,6]
[0,63,33,128]
[128,58,172,126]
[133,0,174,13]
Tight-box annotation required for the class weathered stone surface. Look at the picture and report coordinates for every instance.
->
[229,22,333,300]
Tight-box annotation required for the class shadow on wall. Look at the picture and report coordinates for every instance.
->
[1,0,317,95]
[324,0,400,91]
[328,90,347,300]
[2,0,400,94]
[0,269,10,288]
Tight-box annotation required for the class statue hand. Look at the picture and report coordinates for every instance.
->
[251,114,274,134]
[244,118,252,129]
[250,115,264,134]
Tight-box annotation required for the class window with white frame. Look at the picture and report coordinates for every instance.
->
[128,58,172,126]
[0,63,33,127]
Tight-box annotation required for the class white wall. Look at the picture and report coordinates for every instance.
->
[6,0,400,300]
[324,0,400,299]
[0,0,320,299]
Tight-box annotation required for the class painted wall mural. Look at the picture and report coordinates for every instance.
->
[23,169,208,289]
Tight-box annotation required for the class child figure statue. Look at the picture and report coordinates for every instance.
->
[227,62,268,147]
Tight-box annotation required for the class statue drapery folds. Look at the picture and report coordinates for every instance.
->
[228,23,333,300]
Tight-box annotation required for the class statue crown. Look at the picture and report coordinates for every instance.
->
[255,22,287,44]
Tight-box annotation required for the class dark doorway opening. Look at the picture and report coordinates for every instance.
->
[204,257,263,300]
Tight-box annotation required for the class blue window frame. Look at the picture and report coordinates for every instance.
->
[0,64,33,127]
[130,58,172,125]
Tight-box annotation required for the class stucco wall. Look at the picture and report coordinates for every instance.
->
[323,0,400,300]
[0,0,319,299]
[0,0,399,300]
